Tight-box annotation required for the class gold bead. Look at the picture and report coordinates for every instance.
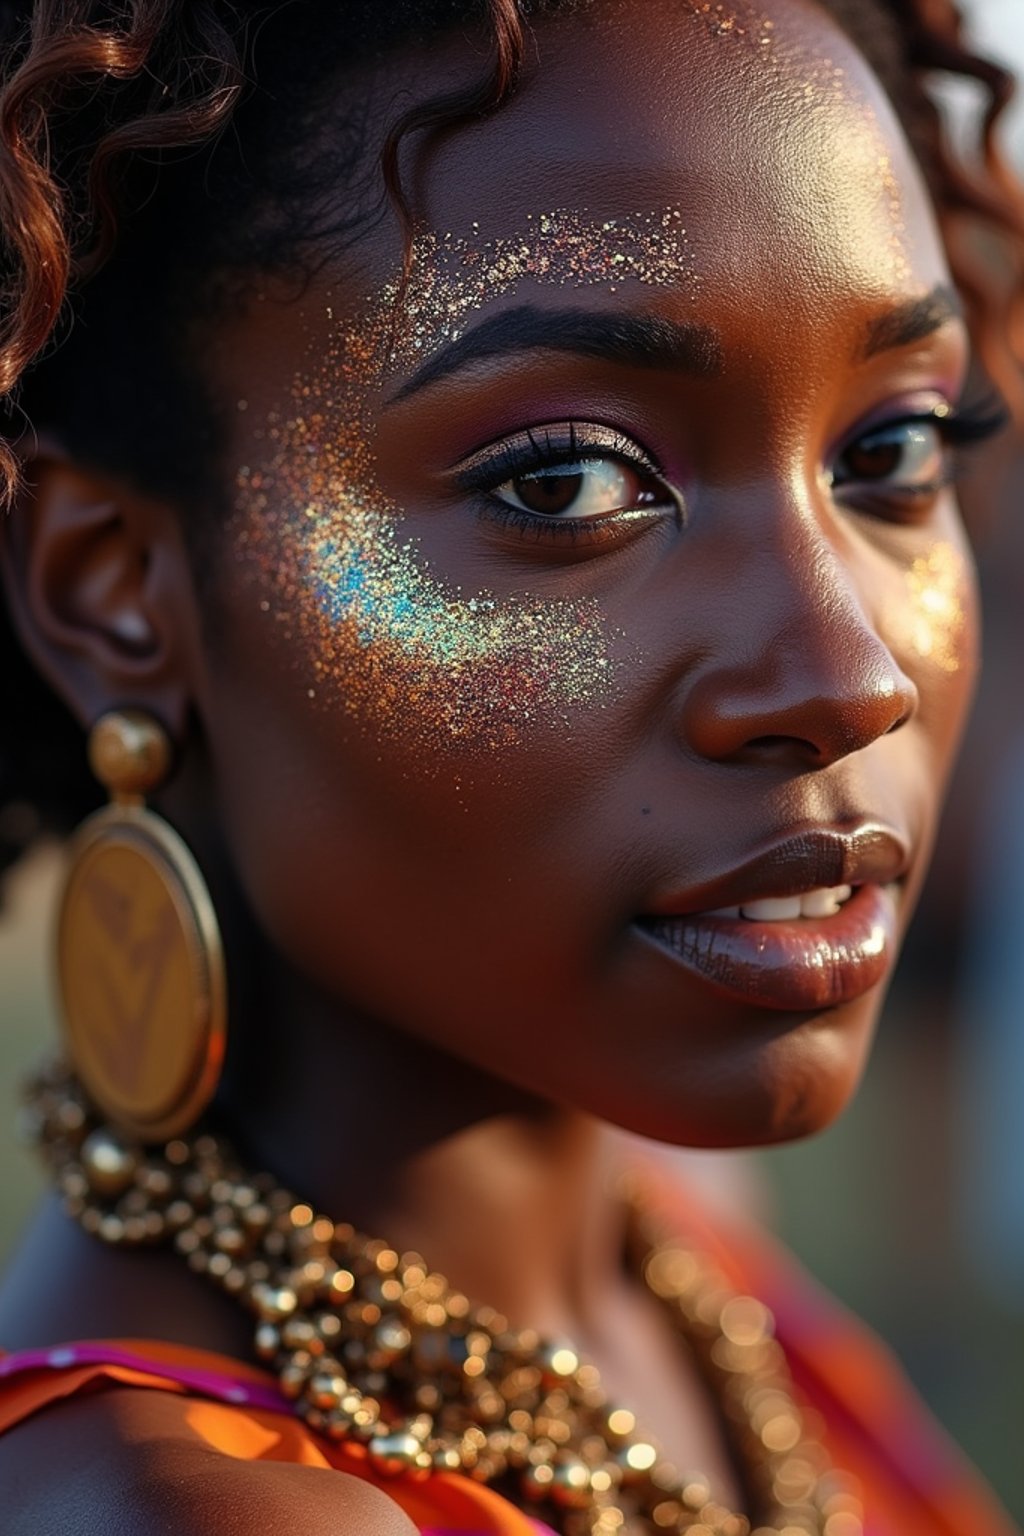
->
[618,1440,658,1480]
[551,1457,592,1508]
[254,1323,280,1360]
[281,1317,319,1352]
[367,1316,411,1367]
[540,1342,580,1382]
[367,1431,422,1475]
[522,1463,556,1499]
[306,1371,347,1411]
[80,1129,138,1197]
[279,1360,311,1399]
[719,1295,772,1347]
[327,1268,355,1301]
[214,1225,247,1256]
[589,1509,626,1534]
[88,710,172,800]
[137,1165,173,1199]
[606,1407,637,1441]
[252,1282,298,1323]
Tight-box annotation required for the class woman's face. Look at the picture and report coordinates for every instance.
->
[195,0,977,1145]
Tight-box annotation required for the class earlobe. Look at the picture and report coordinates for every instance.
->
[0,445,193,735]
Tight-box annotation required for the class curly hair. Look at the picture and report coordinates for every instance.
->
[0,0,1022,882]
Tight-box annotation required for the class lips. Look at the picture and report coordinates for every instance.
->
[635,825,908,1012]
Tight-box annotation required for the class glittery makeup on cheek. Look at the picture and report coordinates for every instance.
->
[898,541,970,675]
[233,208,698,757]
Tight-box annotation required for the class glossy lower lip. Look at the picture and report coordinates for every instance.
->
[634,883,900,1012]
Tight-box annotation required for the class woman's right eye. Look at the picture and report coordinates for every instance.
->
[491,454,671,520]
[455,423,681,542]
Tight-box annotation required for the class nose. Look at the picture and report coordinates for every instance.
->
[677,515,918,769]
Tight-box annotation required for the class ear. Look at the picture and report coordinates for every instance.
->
[0,442,196,737]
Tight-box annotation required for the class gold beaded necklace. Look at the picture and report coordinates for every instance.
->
[24,1062,863,1536]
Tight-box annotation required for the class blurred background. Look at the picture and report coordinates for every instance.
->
[2,0,1023,1525]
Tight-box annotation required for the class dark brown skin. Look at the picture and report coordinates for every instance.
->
[0,0,981,1529]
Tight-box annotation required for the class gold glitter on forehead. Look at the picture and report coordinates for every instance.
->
[233,208,696,760]
[375,207,698,381]
[898,542,967,674]
[682,0,775,46]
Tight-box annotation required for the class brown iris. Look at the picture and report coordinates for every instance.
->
[502,457,663,518]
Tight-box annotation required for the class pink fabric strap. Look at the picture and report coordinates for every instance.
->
[0,1339,294,1415]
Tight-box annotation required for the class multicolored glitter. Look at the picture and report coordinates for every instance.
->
[233,208,697,757]
[380,207,698,371]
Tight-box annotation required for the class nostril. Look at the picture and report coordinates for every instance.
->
[743,734,821,762]
[884,701,915,734]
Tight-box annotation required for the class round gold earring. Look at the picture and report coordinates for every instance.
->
[55,710,227,1143]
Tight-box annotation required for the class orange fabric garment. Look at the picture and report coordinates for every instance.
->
[0,1181,1018,1536]
[0,1337,546,1535]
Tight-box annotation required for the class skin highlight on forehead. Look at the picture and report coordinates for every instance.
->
[231,207,697,758]
[633,0,923,300]
[772,37,917,291]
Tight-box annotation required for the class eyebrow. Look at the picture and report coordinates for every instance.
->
[860,284,963,359]
[388,306,725,402]
[387,284,964,403]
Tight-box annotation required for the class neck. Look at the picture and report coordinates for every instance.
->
[216,966,635,1344]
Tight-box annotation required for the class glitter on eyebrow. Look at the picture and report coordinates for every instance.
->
[233,208,693,759]
[375,206,699,379]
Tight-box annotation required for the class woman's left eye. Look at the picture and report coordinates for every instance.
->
[830,418,947,497]
[491,454,669,519]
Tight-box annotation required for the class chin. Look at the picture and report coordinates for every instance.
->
[600,1002,878,1152]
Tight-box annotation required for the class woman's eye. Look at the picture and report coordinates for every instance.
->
[831,419,946,495]
[492,455,669,519]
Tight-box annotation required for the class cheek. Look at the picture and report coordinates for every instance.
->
[226,206,704,768]
[243,485,622,764]
[887,532,980,758]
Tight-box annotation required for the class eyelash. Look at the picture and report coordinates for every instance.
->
[831,397,1008,506]
[456,398,1007,544]
[456,423,673,545]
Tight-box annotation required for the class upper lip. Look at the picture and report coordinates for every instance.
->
[642,823,911,919]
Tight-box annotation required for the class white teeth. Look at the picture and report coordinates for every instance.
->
[799,884,852,918]
[732,886,854,922]
[741,895,802,921]
[709,906,741,918]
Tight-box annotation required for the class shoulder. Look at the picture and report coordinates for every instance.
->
[0,1385,419,1536]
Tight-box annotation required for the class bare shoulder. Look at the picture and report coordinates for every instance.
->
[0,1386,419,1535]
